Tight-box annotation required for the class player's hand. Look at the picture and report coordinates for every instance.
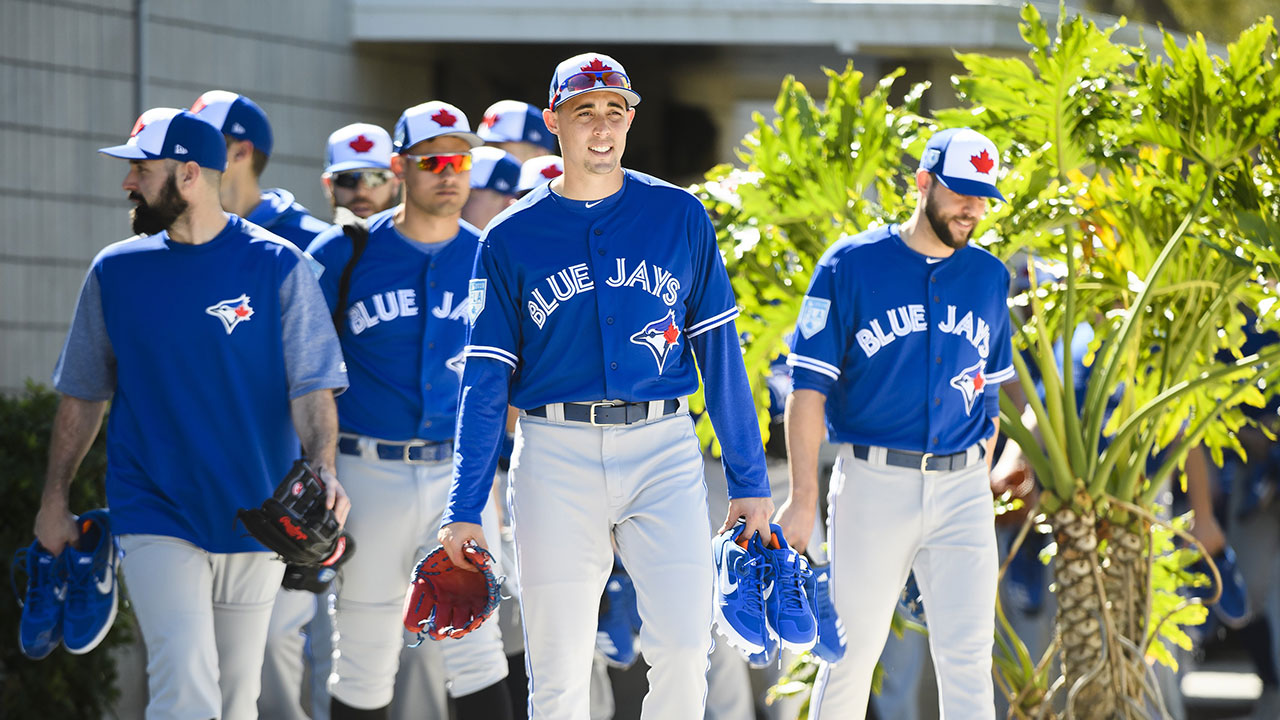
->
[439,522,488,572]
[990,451,1032,495]
[774,496,817,555]
[722,497,774,547]
[319,465,351,528]
[33,501,79,556]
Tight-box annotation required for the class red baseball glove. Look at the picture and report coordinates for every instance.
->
[402,543,502,642]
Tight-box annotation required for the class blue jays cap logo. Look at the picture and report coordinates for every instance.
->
[205,294,254,334]
[630,310,682,374]
[949,358,987,415]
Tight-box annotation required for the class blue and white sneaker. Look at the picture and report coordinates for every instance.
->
[805,562,846,663]
[754,524,817,653]
[597,559,640,668]
[11,540,67,660]
[712,521,768,656]
[747,624,779,669]
[62,509,120,654]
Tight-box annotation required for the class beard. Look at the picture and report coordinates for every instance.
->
[130,172,188,235]
[924,184,975,251]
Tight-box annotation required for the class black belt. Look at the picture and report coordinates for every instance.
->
[526,399,681,426]
[851,444,983,473]
[337,435,453,464]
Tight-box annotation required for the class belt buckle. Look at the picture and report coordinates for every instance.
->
[919,452,937,474]
[588,401,616,426]
[402,439,430,465]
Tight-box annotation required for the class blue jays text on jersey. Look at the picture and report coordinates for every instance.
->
[52,216,348,553]
[307,210,481,442]
[787,224,1015,455]
[443,170,771,527]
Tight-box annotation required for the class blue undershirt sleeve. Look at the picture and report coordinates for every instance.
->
[53,266,116,402]
[689,319,771,500]
[444,357,512,527]
[279,260,349,398]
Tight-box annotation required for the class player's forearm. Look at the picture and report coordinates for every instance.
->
[42,395,108,507]
[690,320,771,498]
[444,359,511,526]
[784,389,827,504]
[291,388,339,471]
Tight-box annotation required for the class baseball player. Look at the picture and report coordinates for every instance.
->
[478,100,559,163]
[306,100,512,720]
[323,123,402,221]
[192,90,331,249]
[776,127,1015,718]
[439,52,774,719]
[34,108,350,720]
[462,146,521,230]
[515,154,564,198]
[259,121,404,720]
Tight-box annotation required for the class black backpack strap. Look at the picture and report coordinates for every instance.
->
[333,221,370,334]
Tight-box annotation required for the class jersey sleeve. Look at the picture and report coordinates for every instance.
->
[983,269,1017,418]
[52,265,116,402]
[786,255,846,396]
[279,259,349,398]
[303,226,351,311]
[462,234,520,369]
[689,319,772,499]
[682,204,740,339]
[443,357,511,527]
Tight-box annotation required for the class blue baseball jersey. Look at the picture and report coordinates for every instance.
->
[52,215,348,553]
[307,210,481,442]
[787,224,1015,454]
[444,170,771,526]
[248,188,331,250]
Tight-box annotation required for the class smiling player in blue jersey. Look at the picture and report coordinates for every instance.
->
[439,52,774,719]
[34,108,349,720]
[307,101,512,720]
[776,127,1016,718]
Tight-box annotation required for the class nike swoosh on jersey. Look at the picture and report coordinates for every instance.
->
[585,200,604,208]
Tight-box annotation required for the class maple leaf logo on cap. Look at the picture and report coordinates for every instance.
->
[970,149,995,174]
[130,118,147,137]
[190,96,208,113]
[580,58,611,72]
[432,109,458,128]
[540,164,563,179]
[482,113,499,129]
[348,134,374,153]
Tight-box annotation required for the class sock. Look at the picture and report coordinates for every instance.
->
[1241,616,1280,687]
[451,680,514,720]
[330,697,389,720]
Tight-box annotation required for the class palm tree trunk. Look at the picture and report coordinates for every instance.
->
[1052,504,1118,719]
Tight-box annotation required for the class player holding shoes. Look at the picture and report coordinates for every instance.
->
[440,52,773,719]
[307,100,512,720]
[777,127,1016,718]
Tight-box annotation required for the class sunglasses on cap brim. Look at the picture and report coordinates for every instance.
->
[403,153,473,174]
[552,71,631,109]
[330,169,395,189]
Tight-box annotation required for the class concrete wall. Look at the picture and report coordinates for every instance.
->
[0,0,426,394]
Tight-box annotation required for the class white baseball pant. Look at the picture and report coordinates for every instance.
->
[510,408,714,720]
[809,444,997,719]
[329,438,507,710]
[118,534,284,720]
[258,586,317,720]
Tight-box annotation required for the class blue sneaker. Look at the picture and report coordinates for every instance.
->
[1189,545,1250,630]
[11,540,67,659]
[753,524,817,653]
[805,562,846,663]
[712,521,768,656]
[747,625,779,669]
[597,559,640,668]
[62,509,120,654]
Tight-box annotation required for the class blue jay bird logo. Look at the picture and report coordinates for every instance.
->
[205,294,254,335]
[630,310,682,374]
[949,359,987,415]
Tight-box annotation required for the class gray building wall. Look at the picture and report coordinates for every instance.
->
[0,0,428,394]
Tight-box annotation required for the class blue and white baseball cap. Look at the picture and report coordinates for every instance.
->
[919,127,1005,201]
[393,101,483,153]
[98,107,227,171]
[478,100,557,152]
[518,155,564,193]
[191,90,274,157]
[470,147,522,196]
[325,123,393,174]
[549,52,641,111]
